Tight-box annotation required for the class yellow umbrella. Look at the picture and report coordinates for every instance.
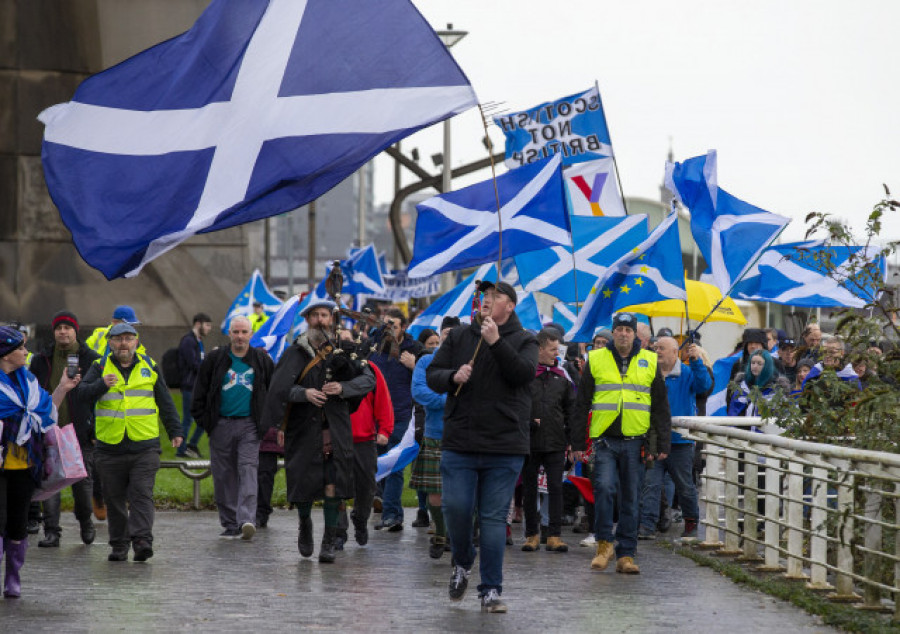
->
[619,279,747,325]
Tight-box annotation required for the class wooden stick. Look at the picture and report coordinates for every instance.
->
[454,336,483,397]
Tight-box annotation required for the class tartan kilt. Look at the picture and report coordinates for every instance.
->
[408,437,442,493]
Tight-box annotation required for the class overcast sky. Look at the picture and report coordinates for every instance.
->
[373,0,900,243]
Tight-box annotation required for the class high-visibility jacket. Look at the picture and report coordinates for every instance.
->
[588,347,657,438]
[94,354,160,444]
[86,325,147,356]
[250,313,268,333]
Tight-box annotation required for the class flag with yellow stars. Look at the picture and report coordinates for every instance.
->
[565,211,686,342]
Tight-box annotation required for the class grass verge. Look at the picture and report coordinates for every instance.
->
[662,541,900,633]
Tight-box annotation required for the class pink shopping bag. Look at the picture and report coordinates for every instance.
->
[32,424,88,502]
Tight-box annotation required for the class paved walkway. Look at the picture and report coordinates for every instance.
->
[1,511,837,633]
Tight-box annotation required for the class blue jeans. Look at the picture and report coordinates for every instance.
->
[640,443,699,530]
[592,437,643,559]
[380,417,409,522]
[175,390,205,455]
[441,450,524,596]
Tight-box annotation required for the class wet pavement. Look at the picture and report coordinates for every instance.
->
[1,510,838,633]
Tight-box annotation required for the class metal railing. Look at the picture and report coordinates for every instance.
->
[673,416,900,619]
[159,460,284,509]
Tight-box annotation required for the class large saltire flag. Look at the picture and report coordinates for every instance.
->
[340,244,386,297]
[665,150,790,295]
[566,211,686,342]
[516,215,648,303]
[249,294,301,362]
[39,0,477,280]
[407,155,571,277]
[493,85,614,169]
[221,269,282,333]
[564,158,626,217]
[731,241,886,308]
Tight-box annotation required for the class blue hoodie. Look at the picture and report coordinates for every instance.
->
[664,357,712,444]
[411,352,446,439]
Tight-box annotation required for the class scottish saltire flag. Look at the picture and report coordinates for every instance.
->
[665,150,790,295]
[376,417,418,482]
[552,302,579,334]
[494,85,614,168]
[249,295,301,362]
[340,244,386,297]
[221,269,282,332]
[732,241,886,308]
[564,158,626,217]
[565,212,686,342]
[516,291,544,332]
[39,0,477,280]
[516,215,647,303]
[707,351,742,416]
[407,264,497,338]
[408,155,571,277]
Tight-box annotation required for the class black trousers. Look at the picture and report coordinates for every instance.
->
[256,452,280,524]
[523,450,566,537]
[94,450,160,548]
[0,470,37,541]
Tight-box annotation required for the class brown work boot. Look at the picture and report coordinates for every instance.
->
[521,534,540,552]
[545,536,569,552]
[590,540,615,570]
[616,556,640,574]
[92,498,107,522]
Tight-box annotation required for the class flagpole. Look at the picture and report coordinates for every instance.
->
[478,104,505,272]
[596,80,629,216]
[689,224,789,340]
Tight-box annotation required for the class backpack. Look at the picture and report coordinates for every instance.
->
[161,348,182,389]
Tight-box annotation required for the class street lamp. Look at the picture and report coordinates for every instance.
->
[436,24,467,290]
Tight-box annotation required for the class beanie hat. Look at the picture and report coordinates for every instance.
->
[611,312,637,332]
[52,310,79,332]
[440,316,461,331]
[742,328,768,346]
[0,326,25,358]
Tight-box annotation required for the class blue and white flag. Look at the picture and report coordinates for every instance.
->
[221,269,283,333]
[376,417,418,482]
[494,85,614,169]
[341,244,386,297]
[516,215,647,303]
[665,150,790,295]
[39,0,477,280]
[565,212,686,342]
[552,302,579,335]
[707,351,742,416]
[732,241,885,308]
[407,264,497,338]
[249,294,301,362]
[408,155,571,277]
[516,291,545,332]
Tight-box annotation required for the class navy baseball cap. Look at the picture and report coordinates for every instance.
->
[611,312,637,331]
[112,305,141,324]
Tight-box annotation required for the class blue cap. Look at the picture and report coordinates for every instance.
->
[112,305,141,324]
[300,299,337,318]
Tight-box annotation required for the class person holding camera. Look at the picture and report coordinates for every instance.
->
[29,310,100,547]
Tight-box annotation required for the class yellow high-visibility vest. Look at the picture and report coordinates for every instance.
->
[94,354,160,444]
[588,347,657,438]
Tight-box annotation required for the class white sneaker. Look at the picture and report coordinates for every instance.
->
[580,534,596,547]
[241,522,256,541]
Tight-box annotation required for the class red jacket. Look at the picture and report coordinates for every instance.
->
[351,362,394,443]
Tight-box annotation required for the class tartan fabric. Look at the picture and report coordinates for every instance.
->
[408,437,442,492]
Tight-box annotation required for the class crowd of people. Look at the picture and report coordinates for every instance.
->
[0,295,890,611]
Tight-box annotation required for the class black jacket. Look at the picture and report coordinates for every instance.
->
[427,312,538,456]
[190,345,275,436]
[30,341,100,447]
[529,363,576,453]
[572,339,671,456]
[178,331,204,390]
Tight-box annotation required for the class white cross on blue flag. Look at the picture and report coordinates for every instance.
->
[39,0,477,280]
[665,151,790,295]
[407,155,571,277]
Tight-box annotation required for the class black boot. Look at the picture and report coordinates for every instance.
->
[298,516,314,558]
[411,508,430,528]
[319,526,337,563]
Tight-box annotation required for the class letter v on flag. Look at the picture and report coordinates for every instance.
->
[38,0,477,280]
[407,155,571,277]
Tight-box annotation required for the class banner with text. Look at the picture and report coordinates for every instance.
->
[494,85,613,169]
[366,271,442,301]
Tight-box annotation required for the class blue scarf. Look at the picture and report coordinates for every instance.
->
[0,367,57,482]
